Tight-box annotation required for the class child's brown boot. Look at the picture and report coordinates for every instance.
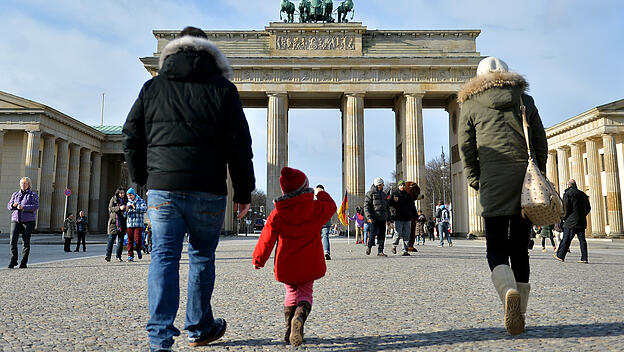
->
[289,301,311,346]
[284,305,296,343]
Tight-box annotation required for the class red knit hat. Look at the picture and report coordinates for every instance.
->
[279,167,309,194]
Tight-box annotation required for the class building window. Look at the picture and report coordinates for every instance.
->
[600,153,605,172]
[584,158,588,175]
[604,196,609,225]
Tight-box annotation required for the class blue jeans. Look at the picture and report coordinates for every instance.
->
[146,190,226,350]
[321,226,331,255]
[438,222,452,245]
[105,233,124,259]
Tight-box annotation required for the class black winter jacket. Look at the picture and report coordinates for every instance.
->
[562,185,591,229]
[123,36,255,203]
[388,189,417,221]
[364,185,389,222]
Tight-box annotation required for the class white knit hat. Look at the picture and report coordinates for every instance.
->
[476,57,509,76]
[374,177,384,186]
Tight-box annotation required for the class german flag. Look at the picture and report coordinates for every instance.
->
[337,191,348,226]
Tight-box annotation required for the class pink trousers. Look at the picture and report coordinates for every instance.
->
[284,280,314,306]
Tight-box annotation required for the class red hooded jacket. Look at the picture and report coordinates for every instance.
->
[252,188,337,285]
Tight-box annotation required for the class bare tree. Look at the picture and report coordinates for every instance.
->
[424,154,451,218]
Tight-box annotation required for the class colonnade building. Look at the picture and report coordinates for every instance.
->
[0,91,128,234]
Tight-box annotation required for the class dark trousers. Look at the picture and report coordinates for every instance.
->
[64,238,72,252]
[557,227,588,261]
[106,233,125,259]
[368,220,386,253]
[75,231,86,251]
[484,214,531,283]
[408,220,416,247]
[542,237,556,248]
[9,221,35,266]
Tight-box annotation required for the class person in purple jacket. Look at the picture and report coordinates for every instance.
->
[7,177,39,268]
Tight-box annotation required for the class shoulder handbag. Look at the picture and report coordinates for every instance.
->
[519,97,565,226]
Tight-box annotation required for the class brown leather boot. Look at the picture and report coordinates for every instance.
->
[289,301,311,346]
[283,305,296,343]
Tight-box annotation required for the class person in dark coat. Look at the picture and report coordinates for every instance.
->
[458,57,548,336]
[75,210,88,252]
[104,188,127,262]
[554,179,591,263]
[7,177,39,268]
[388,180,417,256]
[364,177,389,256]
[123,26,255,350]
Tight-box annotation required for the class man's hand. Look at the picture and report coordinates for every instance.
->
[393,196,399,202]
[120,205,126,211]
[234,203,250,219]
[367,219,372,223]
[17,204,24,210]
[12,202,18,208]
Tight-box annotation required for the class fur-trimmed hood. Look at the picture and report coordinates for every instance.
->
[158,35,233,80]
[457,71,528,104]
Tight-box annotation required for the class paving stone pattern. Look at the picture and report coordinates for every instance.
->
[1,237,623,351]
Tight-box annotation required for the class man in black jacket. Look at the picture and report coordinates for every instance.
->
[123,26,255,350]
[364,177,389,256]
[388,180,417,256]
[554,179,591,263]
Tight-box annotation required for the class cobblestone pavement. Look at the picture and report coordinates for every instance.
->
[1,236,623,351]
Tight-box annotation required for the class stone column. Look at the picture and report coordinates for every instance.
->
[77,148,91,216]
[67,144,81,216]
[51,140,69,230]
[342,92,366,227]
[546,151,559,192]
[88,152,102,232]
[602,133,623,237]
[266,92,288,214]
[570,143,585,191]
[556,147,570,196]
[38,134,56,231]
[467,185,484,236]
[403,93,426,210]
[585,138,605,236]
[25,130,42,191]
[0,130,5,186]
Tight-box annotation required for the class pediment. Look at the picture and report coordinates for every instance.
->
[0,91,46,110]
[597,99,624,113]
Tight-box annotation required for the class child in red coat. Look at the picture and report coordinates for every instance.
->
[252,167,336,346]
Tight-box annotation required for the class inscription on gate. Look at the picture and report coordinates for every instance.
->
[275,35,356,51]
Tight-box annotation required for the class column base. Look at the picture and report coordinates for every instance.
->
[590,233,608,238]
[607,233,624,239]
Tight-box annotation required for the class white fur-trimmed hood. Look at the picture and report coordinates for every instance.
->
[457,71,528,104]
[158,36,233,80]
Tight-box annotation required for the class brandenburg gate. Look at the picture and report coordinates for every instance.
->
[140,22,484,236]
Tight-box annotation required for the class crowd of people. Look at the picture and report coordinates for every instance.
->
[5,26,595,350]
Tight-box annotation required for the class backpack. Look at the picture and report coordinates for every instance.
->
[441,209,450,222]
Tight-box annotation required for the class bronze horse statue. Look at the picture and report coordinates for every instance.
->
[307,0,334,23]
[337,0,354,22]
[280,0,295,23]
[298,0,311,23]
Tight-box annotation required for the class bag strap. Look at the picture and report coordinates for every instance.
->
[519,96,532,159]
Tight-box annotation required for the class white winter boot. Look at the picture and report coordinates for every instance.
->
[516,282,531,331]
[491,265,524,335]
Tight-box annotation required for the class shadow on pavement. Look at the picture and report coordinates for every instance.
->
[214,322,624,350]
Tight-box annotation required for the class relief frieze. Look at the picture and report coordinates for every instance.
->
[275,35,356,51]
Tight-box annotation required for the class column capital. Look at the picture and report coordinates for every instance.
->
[403,92,425,98]
[266,91,288,98]
[602,132,618,138]
[0,129,6,136]
[548,149,557,155]
[343,92,366,98]
[556,146,570,152]
[26,129,42,135]
[42,133,56,141]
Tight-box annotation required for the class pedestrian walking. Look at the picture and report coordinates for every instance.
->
[388,180,417,256]
[104,188,127,262]
[75,210,88,252]
[62,213,76,252]
[436,204,452,247]
[364,177,389,256]
[458,56,548,335]
[415,210,427,246]
[349,207,366,244]
[123,26,255,350]
[554,179,591,263]
[317,185,332,260]
[427,218,435,242]
[253,167,336,347]
[7,177,39,269]
[540,224,557,253]
[125,187,147,262]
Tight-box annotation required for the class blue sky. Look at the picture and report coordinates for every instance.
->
[1,0,622,203]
